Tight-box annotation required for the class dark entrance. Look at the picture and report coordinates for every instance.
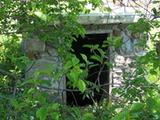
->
[67,33,109,106]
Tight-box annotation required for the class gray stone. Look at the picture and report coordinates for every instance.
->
[25,58,66,104]
[113,67,123,73]
[22,36,45,53]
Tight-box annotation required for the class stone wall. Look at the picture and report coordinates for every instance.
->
[110,26,146,88]
[22,34,66,104]
[111,54,135,87]
[21,22,145,104]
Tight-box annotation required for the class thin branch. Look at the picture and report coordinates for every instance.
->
[37,83,122,92]
[95,63,105,85]
[71,91,78,106]
[130,0,153,16]
[0,69,20,96]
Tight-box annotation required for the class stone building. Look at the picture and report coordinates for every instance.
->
[22,0,152,105]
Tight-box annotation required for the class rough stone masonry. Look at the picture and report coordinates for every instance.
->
[21,12,146,103]
[22,34,66,104]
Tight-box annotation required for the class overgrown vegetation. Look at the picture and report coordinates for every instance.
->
[0,0,160,120]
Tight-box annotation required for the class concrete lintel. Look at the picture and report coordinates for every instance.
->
[78,13,140,25]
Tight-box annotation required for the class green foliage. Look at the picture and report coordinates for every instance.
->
[128,18,151,33]
[36,107,48,120]
[0,0,103,119]
[107,36,123,48]
[0,0,160,120]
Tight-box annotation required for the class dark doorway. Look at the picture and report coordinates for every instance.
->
[67,33,109,106]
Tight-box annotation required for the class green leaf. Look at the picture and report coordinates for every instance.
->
[105,7,112,12]
[27,88,36,94]
[64,57,79,71]
[111,108,130,120]
[114,37,123,48]
[127,18,151,33]
[107,37,122,48]
[51,103,60,110]
[34,10,47,21]
[78,79,86,92]
[83,44,93,48]
[130,103,144,113]
[97,48,105,57]
[90,55,102,63]
[83,113,95,120]
[80,53,88,63]
[64,61,73,70]
[150,69,157,75]
[36,107,47,120]
[71,57,80,65]
[69,69,79,81]
[51,112,59,120]
[152,8,158,16]
[11,99,19,109]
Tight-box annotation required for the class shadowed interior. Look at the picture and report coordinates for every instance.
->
[67,34,109,106]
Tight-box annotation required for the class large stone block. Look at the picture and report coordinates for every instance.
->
[21,34,66,104]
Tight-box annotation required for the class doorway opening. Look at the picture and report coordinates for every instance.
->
[67,33,110,106]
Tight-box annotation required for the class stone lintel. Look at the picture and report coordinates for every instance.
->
[78,13,140,25]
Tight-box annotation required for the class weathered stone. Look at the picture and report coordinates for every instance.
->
[113,72,123,77]
[22,36,45,53]
[25,58,58,78]
[115,62,124,66]
[113,67,123,73]
[21,34,66,104]
[125,58,132,64]
[25,57,66,104]
[114,55,125,63]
